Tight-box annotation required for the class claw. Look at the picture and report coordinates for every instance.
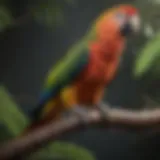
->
[95,102,109,120]
[67,105,91,127]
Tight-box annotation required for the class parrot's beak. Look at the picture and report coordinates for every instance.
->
[129,14,141,34]
[120,14,140,36]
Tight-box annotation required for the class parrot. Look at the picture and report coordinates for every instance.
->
[24,4,141,134]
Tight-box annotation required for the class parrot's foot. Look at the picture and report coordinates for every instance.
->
[95,102,109,121]
[69,106,91,127]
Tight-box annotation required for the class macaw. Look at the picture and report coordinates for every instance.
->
[24,4,141,133]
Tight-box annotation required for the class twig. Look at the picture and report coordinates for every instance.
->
[0,107,160,160]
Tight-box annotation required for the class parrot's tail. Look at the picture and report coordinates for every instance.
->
[22,98,63,136]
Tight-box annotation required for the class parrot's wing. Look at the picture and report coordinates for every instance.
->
[33,43,89,118]
[41,51,89,103]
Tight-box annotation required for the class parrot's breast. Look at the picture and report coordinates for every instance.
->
[59,62,109,107]
[72,39,124,105]
[61,61,112,106]
[60,38,124,108]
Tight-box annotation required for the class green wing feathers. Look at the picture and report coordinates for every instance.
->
[33,40,89,120]
[44,40,89,89]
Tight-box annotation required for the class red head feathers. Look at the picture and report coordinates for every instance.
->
[118,4,138,16]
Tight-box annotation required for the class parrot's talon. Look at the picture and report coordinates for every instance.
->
[68,106,91,127]
[96,102,109,121]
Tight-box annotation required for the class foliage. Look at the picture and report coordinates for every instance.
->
[0,86,95,160]
[30,142,96,160]
[0,0,76,31]
[0,5,13,31]
[134,31,160,78]
[0,86,29,136]
[133,0,160,78]
[132,0,160,105]
[31,0,75,27]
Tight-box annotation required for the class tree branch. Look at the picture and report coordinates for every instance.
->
[0,106,160,160]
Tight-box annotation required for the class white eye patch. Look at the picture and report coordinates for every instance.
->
[114,12,127,26]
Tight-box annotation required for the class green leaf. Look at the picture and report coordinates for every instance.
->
[32,3,63,27]
[0,6,13,31]
[0,86,29,136]
[30,142,96,160]
[134,31,160,78]
[150,57,160,77]
[47,142,96,160]
[31,0,76,28]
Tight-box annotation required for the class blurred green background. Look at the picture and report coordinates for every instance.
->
[0,0,159,160]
